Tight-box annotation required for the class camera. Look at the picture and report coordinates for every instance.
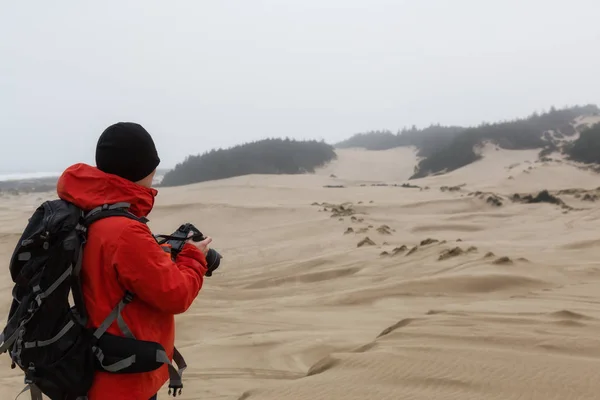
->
[155,223,222,276]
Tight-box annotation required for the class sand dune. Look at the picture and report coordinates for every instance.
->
[2,147,600,399]
[314,147,418,183]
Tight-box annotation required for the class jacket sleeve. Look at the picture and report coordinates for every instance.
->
[111,221,208,314]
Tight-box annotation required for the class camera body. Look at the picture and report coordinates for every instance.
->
[156,223,222,276]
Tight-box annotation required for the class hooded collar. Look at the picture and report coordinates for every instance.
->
[57,163,158,218]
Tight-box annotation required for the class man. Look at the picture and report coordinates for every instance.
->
[56,122,211,399]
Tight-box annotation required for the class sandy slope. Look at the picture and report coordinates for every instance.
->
[2,147,600,399]
[314,147,418,183]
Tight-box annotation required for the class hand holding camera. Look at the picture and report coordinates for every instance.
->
[187,232,212,256]
[155,223,223,276]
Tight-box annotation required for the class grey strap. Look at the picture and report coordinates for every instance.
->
[173,346,187,374]
[0,329,19,354]
[85,202,131,219]
[116,300,135,339]
[93,295,134,340]
[24,320,75,349]
[91,293,137,375]
[14,384,42,400]
[157,346,188,390]
[93,346,137,372]
[29,384,42,400]
[35,265,73,305]
[73,243,84,277]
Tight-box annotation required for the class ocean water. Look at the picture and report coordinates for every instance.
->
[0,171,165,185]
[0,172,61,182]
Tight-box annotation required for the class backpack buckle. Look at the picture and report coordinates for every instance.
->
[24,363,35,384]
[27,297,41,313]
[168,384,183,397]
[91,346,103,359]
[123,291,134,304]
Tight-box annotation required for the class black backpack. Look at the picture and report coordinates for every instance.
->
[0,199,187,400]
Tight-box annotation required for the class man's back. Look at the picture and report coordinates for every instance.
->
[57,162,208,400]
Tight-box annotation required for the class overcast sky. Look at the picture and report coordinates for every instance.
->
[1,0,599,173]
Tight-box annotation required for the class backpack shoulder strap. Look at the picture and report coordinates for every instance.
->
[81,203,147,337]
[70,202,147,327]
[82,202,148,227]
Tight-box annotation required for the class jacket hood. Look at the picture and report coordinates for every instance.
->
[57,163,158,217]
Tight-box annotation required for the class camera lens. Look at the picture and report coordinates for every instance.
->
[205,248,222,276]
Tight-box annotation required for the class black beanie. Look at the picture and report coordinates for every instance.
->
[96,122,161,182]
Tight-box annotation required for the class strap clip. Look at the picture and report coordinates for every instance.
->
[123,291,134,304]
[168,384,183,397]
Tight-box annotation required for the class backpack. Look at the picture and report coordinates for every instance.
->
[0,199,187,400]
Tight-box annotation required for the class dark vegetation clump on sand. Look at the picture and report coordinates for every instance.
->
[357,237,376,247]
[440,185,464,192]
[438,246,477,261]
[312,202,362,220]
[468,191,504,207]
[377,236,521,268]
[376,225,393,235]
[512,190,564,206]
[556,188,600,202]
[161,138,337,186]
[393,245,408,254]
[486,195,503,207]
[361,183,424,189]
[493,256,513,265]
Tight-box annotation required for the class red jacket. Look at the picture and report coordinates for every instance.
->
[57,163,208,400]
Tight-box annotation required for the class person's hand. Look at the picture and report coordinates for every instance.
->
[196,236,212,256]
[187,231,212,256]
